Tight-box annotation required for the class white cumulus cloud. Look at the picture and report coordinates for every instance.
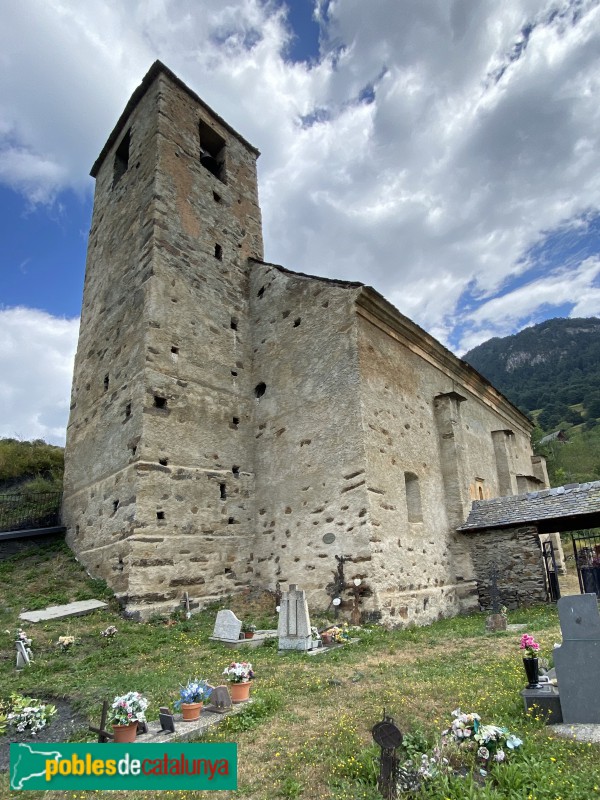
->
[0,0,600,439]
[0,308,79,445]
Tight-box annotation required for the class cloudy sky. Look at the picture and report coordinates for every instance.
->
[1,0,600,445]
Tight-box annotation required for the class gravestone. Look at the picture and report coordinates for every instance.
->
[278,584,315,651]
[159,706,176,733]
[553,594,600,723]
[15,640,32,669]
[210,610,243,642]
[485,614,507,632]
[204,685,232,714]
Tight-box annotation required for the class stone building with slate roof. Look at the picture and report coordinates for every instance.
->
[62,62,550,623]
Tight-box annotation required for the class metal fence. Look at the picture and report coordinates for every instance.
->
[572,531,600,597]
[0,491,62,533]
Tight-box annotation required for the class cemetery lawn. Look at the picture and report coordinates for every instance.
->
[1,539,600,799]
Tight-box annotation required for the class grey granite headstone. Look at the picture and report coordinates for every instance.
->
[278,584,314,651]
[204,685,232,714]
[553,594,600,723]
[211,610,242,641]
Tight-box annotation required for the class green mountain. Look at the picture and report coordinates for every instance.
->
[463,317,600,485]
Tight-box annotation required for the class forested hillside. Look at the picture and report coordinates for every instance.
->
[463,317,600,485]
[464,317,600,429]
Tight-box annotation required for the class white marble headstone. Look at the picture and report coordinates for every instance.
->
[212,610,243,641]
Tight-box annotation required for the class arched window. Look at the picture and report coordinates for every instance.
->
[404,472,423,523]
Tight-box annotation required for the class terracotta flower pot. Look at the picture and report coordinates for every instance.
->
[244,632,255,639]
[181,702,203,721]
[112,722,139,743]
[229,681,251,703]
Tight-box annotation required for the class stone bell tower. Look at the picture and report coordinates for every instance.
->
[63,61,263,618]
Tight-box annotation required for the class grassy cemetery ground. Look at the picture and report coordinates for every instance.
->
[1,540,600,799]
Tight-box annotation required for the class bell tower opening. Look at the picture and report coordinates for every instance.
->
[199,119,226,182]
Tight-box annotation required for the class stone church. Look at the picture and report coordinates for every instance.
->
[63,61,549,623]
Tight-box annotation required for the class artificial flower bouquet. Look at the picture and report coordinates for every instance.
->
[520,633,540,658]
[175,679,212,708]
[222,661,254,683]
[110,691,148,726]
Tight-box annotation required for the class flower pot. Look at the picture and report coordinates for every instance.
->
[229,681,251,703]
[112,722,139,743]
[523,657,540,688]
[181,702,203,721]
[244,632,255,639]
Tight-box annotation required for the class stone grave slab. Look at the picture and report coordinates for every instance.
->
[20,599,108,623]
[553,594,600,724]
[551,723,600,743]
[215,630,277,649]
[209,609,242,643]
[521,684,562,723]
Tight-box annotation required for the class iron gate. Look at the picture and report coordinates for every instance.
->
[572,531,600,597]
[542,539,561,602]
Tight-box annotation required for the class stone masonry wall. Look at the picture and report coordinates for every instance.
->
[468,525,547,609]
[248,264,373,608]
[355,294,539,627]
[64,67,264,617]
[63,77,162,592]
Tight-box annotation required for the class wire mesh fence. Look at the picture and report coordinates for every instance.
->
[0,491,62,533]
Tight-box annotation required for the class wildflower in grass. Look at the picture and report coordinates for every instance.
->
[101,625,118,639]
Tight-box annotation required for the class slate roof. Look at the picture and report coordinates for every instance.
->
[459,481,600,532]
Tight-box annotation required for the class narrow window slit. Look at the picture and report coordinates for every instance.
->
[220,483,227,500]
[215,243,223,260]
[113,129,130,186]
[157,511,165,521]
